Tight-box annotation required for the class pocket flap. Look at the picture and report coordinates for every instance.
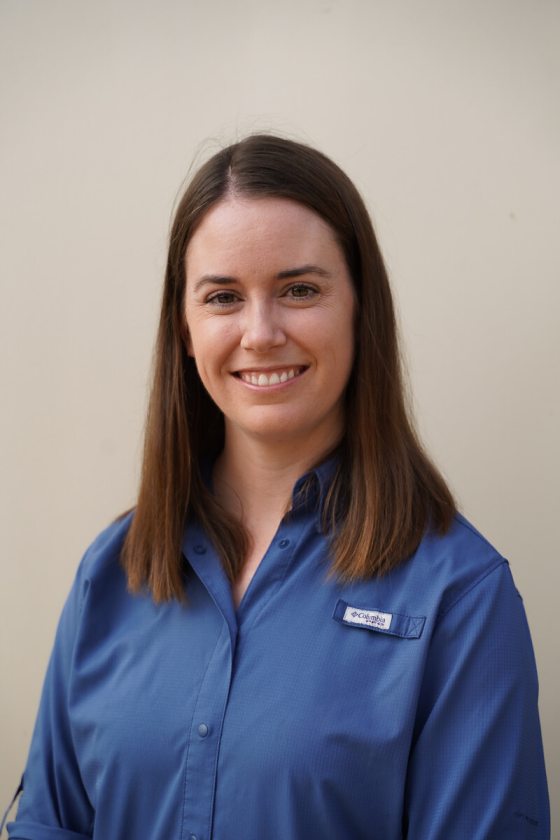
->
[333,599,425,639]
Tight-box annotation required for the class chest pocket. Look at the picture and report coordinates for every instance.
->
[332,598,425,638]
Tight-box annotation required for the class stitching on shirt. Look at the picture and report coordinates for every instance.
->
[180,625,224,840]
[407,618,423,636]
[436,558,508,620]
[204,652,233,840]
[78,577,90,618]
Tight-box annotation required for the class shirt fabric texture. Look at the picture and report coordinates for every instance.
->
[7,460,550,839]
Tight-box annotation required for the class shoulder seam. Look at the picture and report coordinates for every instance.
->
[437,557,509,620]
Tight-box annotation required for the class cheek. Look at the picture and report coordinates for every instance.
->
[185,317,239,372]
[183,306,206,359]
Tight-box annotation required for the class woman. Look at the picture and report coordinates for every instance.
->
[6,135,549,839]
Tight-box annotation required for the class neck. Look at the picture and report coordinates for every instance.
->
[213,428,338,526]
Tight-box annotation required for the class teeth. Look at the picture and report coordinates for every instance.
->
[239,367,302,386]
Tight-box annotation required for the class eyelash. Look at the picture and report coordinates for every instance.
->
[205,291,239,307]
[285,283,317,299]
[205,284,318,307]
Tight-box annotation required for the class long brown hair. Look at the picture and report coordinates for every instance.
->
[122,134,456,602]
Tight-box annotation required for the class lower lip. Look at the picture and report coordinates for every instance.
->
[233,368,308,391]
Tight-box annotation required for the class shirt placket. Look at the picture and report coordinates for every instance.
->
[181,532,238,840]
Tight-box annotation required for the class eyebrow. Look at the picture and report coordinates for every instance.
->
[192,264,331,294]
[276,264,331,280]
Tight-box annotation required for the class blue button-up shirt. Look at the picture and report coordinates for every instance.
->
[7,461,549,838]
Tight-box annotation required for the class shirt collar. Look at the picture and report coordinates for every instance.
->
[291,449,340,513]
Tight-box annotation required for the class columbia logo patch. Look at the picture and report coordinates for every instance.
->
[333,599,425,638]
[343,605,392,630]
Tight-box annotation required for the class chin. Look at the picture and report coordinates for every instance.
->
[233,410,341,451]
[228,410,302,442]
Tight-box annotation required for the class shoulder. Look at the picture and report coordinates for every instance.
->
[81,511,133,567]
[36,513,136,665]
[398,513,514,619]
[72,511,134,600]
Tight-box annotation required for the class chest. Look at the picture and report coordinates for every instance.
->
[67,513,433,839]
[70,569,427,839]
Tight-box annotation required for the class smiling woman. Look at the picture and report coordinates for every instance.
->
[6,135,549,839]
[184,197,355,457]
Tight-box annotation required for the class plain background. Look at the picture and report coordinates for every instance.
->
[1,0,558,835]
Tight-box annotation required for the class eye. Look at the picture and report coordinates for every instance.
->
[206,290,240,307]
[284,283,318,300]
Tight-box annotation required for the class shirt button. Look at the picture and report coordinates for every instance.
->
[193,544,206,555]
[278,538,290,548]
[197,723,209,737]
[189,835,198,840]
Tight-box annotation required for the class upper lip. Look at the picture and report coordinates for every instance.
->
[232,364,307,374]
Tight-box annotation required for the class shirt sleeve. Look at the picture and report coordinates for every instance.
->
[7,561,94,840]
[404,561,550,839]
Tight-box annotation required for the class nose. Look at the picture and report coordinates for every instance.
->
[240,300,286,352]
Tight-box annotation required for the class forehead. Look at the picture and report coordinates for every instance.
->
[185,196,344,273]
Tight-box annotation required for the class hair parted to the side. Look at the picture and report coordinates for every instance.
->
[121,133,456,602]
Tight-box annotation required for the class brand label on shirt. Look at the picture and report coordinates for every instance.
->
[343,605,393,630]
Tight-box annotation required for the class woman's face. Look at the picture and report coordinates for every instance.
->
[184,196,356,453]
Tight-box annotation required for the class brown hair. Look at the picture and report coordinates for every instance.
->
[122,134,456,602]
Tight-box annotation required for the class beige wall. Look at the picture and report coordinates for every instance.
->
[1,0,558,834]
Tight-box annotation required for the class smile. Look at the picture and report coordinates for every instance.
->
[235,366,307,387]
